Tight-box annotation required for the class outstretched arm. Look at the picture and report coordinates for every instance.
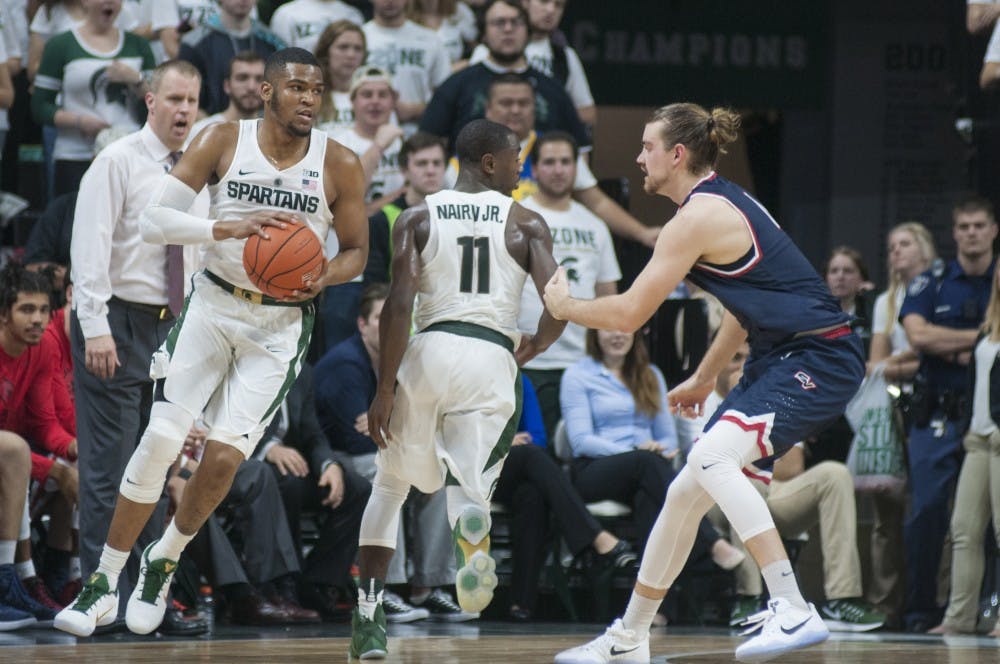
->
[368,207,427,449]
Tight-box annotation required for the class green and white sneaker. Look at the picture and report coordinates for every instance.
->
[125,541,178,635]
[453,504,497,614]
[818,598,886,632]
[350,604,388,660]
[53,573,119,637]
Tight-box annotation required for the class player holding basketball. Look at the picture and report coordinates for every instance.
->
[54,47,368,637]
[349,118,565,659]
[546,103,864,663]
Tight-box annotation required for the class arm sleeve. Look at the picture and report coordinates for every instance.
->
[31,35,66,125]
[150,1,180,31]
[871,291,889,335]
[559,363,630,457]
[138,35,156,73]
[518,373,547,448]
[70,153,127,339]
[139,174,216,245]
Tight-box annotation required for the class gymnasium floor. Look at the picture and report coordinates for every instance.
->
[1,621,998,663]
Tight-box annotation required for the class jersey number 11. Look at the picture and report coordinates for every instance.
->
[458,236,490,294]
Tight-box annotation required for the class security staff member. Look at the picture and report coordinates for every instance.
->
[898,194,997,632]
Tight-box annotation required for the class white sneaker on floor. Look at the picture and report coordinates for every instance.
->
[125,542,178,635]
[735,598,829,662]
[53,573,118,637]
[553,618,650,663]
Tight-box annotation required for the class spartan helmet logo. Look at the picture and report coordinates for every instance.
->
[560,256,580,284]
[89,66,130,108]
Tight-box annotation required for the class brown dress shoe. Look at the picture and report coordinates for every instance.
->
[267,595,321,624]
[228,593,293,626]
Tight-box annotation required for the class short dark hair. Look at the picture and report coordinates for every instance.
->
[0,261,53,315]
[149,59,201,92]
[486,72,533,103]
[953,193,996,222]
[455,118,516,167]
[228,50,265,79]
[478,0,530,37]
[264,47,321,83]
[399,132,447,170]
[358,282,390,321]
[531,130,578,164]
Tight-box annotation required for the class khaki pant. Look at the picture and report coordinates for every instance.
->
[712,461,863,600]
[942,431,1000,632]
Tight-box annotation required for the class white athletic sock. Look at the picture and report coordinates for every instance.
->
[96,545,130,591]
[0,540,15,566]
[14,559,35,580]
[69,556,81,581]
[621,592,661,637]
[761,560,808,612]
[357,579,384,620]
[150,520,194,562]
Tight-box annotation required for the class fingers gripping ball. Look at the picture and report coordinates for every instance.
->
[242,223,325,298]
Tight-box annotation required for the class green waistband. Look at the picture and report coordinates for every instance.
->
[420,321,515,353]
[203,270,313,308]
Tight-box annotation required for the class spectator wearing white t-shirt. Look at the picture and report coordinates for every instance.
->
[407,0,478,66]
[270,0,363,54]
[125,0,181,62]
[329,66,405,214]
[517,131,620,440]
[470,0,594,126]
[315,20,366,134]
[363,0,451,134]
[981,16,1000,88]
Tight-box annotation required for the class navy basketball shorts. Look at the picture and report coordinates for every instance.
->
[702,329,865,473]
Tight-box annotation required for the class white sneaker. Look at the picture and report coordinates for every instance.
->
[735,598,829,662]
[53,573,118,637]
[553,619,650,663]
[125,542,178,635]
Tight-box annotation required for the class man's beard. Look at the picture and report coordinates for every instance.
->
[269,95,311,137]
[488,47,523,67]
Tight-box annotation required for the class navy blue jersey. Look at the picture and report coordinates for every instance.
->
[683,173,847,355]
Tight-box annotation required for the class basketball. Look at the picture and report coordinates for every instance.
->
[242,223,325,299]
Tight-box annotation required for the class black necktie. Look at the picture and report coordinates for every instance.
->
[166,151,184,317]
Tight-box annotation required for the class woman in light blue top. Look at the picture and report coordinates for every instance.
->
[561,328,743,568]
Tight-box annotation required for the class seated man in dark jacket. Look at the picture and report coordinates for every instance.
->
[253,363,371,620]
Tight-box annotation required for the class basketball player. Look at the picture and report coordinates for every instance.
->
[349,118,566,660]
[54,47,368,637]
[545,103,865,663]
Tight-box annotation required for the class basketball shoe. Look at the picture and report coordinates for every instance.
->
[125,541,178,634]
[735,598,829,662]
[453,504,497,614]
[350,603,388,660]
[53,572,118,636]
[553,618,650,663]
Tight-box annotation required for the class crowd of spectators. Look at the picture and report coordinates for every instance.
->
[0,0,998,641]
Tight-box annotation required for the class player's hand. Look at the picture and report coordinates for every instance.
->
[212,210,299,241]
[318,463,345,508]
[85,334,119,379]
[368,392,394,450]
[265,443,310,477]
[543,267,571,320]
[183,426,207,457]
[667,372,715,419]
[284,258,330,302]
[512,432,532,447]
[67,439,78,461]
[514,334,540,366]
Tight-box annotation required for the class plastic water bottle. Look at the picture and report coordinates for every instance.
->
[198,585,215,632]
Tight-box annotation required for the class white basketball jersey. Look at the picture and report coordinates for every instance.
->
[413,189,527,345]
[204,119,333,291]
